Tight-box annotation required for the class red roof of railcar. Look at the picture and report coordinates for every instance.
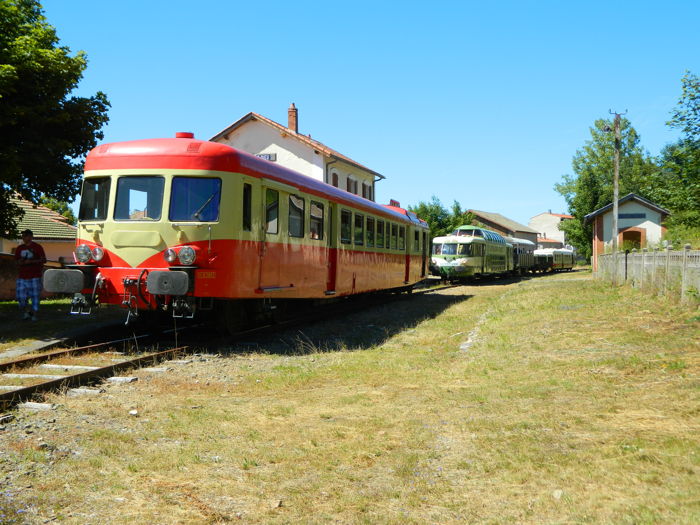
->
[85,136,424,227]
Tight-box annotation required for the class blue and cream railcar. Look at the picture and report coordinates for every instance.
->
[430,226,513,281]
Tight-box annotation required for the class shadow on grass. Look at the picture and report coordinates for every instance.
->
[0,298,124,349]
[239,290,474,356]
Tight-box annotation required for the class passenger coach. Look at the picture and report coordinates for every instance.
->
[44,133,429,331]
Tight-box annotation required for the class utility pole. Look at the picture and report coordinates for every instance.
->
[609,109,627,285]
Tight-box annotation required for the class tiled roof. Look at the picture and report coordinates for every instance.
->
[537,237,561,243]
[210,112,385,179]
[8,197,77,240]
[550,213,573,219]
[469,210,539,234]
[583,193,671,223]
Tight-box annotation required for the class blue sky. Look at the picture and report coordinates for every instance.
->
[43,0,699,226]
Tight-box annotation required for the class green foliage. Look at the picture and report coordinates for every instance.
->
[408,196,474,239]
[0,0,110,237]
[555,118,656,258]
[39,196,77,225]
[667,71,700,140]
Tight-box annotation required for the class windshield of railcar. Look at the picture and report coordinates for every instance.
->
[440,243,458,255]
[169,177,222,222]
[79,177,111,221]
[114,176,165,221]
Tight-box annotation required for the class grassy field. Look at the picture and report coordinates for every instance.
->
[0,272,698,523]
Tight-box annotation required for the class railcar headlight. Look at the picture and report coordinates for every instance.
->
[163,248,177,263]
[178,246,196,265]
[75,244,92,263]
[91,246,104,261]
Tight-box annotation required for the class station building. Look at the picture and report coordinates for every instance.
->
[584,193,670,270]
[210,104,383,201]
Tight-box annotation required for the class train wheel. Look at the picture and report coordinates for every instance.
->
[216,300,248,336]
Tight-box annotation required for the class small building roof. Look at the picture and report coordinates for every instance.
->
[468,210,539,234]
[583,193,671,224]
[210,112,385,180]
[9,197,77,240]
[537,237,561,243]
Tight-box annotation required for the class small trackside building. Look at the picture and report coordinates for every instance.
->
[584,193,670,271]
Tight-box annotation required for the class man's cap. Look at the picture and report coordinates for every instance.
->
[21,229,33,236]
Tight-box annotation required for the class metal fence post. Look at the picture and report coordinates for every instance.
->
[640,248,646,291]
[652,248,658,293]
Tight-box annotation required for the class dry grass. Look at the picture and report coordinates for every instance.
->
[0,271,698,523]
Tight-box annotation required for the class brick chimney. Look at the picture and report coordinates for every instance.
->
[288,103,298,133]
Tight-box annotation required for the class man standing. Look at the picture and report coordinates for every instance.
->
[14,229,46,321]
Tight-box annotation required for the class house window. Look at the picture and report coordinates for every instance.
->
[332,172,339,187]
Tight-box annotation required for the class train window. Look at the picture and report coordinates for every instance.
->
[376,220,385,248]
[79,177,111,221]
[390,224,398,250]
[266,189,279,234]
[432,243,442,255]
[169,177,221,222]
[414,231,420,252]
[310,201,324,240]
[340,210,351,244]
[354,214,364,245]
[242,183,252,231]
[366,217,375,247]
[288,195,305,238]
[457,244,472,256]
[114,176,164,221]
[398,226,406,250]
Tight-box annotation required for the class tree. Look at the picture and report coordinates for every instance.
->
[409,196,474,239]
[667,71,700,141]
[0,0,110,237]
[554,118,656,258]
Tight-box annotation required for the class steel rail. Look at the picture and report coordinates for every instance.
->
[0,345,188,410]
[0,334,152,373]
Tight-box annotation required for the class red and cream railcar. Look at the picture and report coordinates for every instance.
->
[44,133,429,330]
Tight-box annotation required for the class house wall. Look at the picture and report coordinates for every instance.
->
[600,201,665,250]
[216,120,376,200]
[529,213,569,244]
[1,239,75,264]
[219,120,325,180]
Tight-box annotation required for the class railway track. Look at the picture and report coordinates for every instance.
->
[0,282,461,411]
[0,339,189,411]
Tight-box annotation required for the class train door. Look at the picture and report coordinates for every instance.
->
[325,202,337,294]
[421,231,427,277]
[258,185,282,291]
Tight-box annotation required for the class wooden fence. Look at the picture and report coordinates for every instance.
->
[596,245,700,305]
